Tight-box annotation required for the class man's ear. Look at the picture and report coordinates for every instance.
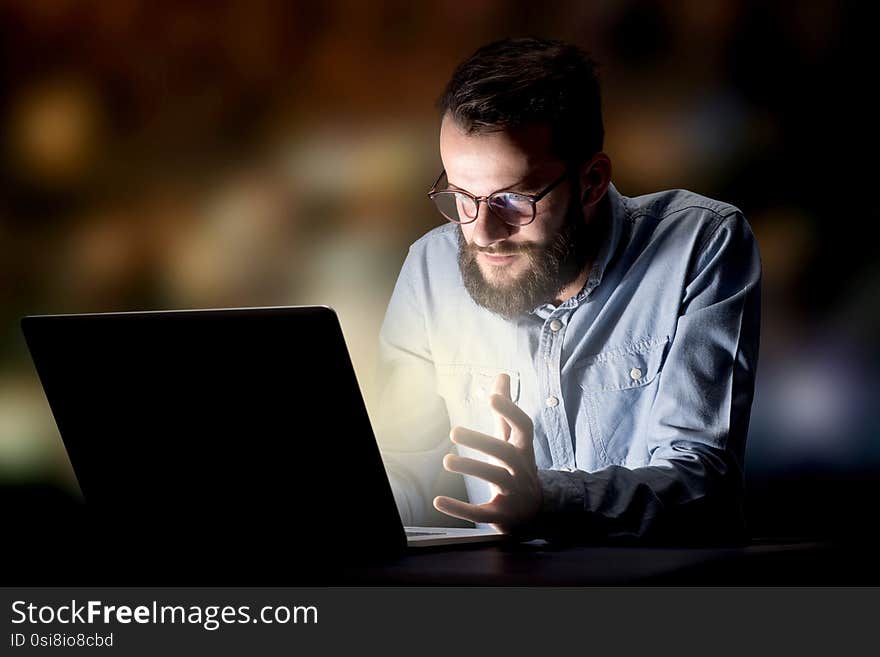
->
[578,152,612,207]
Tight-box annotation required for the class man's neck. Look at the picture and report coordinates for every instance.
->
[554,266,591,306]
[553,195,611,305]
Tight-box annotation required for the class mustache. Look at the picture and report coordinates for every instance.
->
[465,242,538,256]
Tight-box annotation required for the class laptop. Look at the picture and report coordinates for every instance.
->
[21,305,504,558]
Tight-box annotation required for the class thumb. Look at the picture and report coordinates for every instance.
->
[492,373,511,441]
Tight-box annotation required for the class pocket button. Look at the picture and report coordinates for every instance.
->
[629,367,642,381]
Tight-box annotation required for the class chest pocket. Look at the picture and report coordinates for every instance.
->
[435,364,521,435]
[435,365,521,403]
[575,336,668,467]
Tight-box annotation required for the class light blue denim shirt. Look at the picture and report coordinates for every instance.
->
[376,182,761,540]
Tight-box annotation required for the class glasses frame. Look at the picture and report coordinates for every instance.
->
[427,168,569,227]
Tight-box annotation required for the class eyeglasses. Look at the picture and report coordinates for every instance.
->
[427,168,569,227]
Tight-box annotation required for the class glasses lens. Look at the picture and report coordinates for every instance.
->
[488,193,534,225]
[432,192,477,223]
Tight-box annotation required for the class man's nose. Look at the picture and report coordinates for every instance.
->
[470,201,513,248]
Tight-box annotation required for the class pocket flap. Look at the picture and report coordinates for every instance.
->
[576,336,668,392]
[435,364,521,404]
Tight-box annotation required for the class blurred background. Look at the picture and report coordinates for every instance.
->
[1,0,877,541]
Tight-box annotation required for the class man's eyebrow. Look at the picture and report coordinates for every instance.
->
[445,176,537,194]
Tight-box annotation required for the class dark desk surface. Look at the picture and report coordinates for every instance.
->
[347,538,874,586]
[4,486,876,586]
[6,533,873,586]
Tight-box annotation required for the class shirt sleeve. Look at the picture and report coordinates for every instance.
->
[374,245,468,526]
[535,211,762,542]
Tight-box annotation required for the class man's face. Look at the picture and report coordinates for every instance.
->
[439,114,591,318]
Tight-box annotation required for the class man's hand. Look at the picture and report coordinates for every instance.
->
[433,373,542,534]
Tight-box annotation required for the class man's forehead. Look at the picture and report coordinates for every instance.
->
[439,115,560,191]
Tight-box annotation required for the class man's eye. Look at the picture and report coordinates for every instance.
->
[491,193,532,212]
[455,193,477,218]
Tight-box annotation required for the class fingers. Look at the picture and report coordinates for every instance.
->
[493,373,511,399]
[488,393,534,449]
[450,426,519,471]
[492,374,512,441]
[443,453,514,494]
[433,495,502,525]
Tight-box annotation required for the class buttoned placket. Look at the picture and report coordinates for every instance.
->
[530,186,627,472]
[539,310,576,470]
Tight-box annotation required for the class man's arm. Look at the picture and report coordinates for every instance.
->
[541,211,761,540]
[374,245,466,526]
[438,211,761,541]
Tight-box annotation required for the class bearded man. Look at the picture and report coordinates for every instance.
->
[375,37,761,542]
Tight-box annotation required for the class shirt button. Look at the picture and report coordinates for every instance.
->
[549,319,563,332]
[545,396,559,408]
[630,367,642,380]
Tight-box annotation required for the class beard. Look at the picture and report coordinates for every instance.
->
[457,187,596,320]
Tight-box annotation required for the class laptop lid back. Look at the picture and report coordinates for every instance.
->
[21,306,407,560]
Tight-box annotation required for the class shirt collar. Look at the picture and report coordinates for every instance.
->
[572,181,627,303]
[527,182,628,318]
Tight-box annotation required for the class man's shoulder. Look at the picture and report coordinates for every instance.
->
[616,186,752,257]
[409,222,459,254]
[394,223,462,294]
[386,223,481,328]
[623,187,742,222]
[400,223,461,276]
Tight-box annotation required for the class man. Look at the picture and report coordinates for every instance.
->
[375,37,761,542]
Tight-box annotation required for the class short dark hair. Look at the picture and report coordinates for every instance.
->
[439,37,604,166]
